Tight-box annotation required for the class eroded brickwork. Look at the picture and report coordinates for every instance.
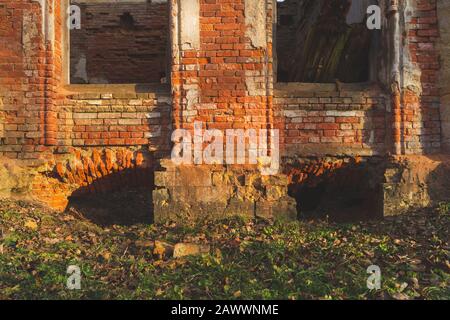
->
[0,0,49,161]
[171,0,272,132]
[400,0,441,154]
[56,86,171,158]
[275,84,387,157]
[0,0,448,221]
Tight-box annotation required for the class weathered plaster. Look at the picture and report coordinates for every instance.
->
[245,0,267,49]
[244,0,269,97]
[179,0,200,50]
[401,0,422,94]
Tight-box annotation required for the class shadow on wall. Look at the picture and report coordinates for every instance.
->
[286,158,386,222]
[54,148,155,226]
[423,156,450,205]
[66,168,155,226]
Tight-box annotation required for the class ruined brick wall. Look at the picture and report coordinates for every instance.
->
[155,0,278,221]
[0,1,170,209]
[171,0,272,132]
[0,0,448,216]
[35,146,155,210]
[0,0,50,162]
[274,0,442,157]
[0,1,445,161]
[400,0,441,154]
[274,0,388,158]
[275,84,387,157]
[56,1,172,157]
[70,0,169,84]
[56,86,172,159]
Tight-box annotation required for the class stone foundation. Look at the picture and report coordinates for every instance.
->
[153,160,297,223]
[383,155,450,215]
[151,155,450,223]
[1,154,449,223]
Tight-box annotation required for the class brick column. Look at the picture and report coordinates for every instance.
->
[389,0,441,155]
[154,0,296,223]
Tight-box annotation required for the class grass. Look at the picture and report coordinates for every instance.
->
[0,199,449,300]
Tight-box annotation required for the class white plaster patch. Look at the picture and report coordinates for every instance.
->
[179,0,200,50]
[401,0,422,94]
[245,0,267,49]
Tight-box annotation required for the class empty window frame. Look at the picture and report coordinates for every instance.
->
[69,0,170,84]
[275,0,379,83]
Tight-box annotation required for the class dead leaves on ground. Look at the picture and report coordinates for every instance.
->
[0,198,448,299]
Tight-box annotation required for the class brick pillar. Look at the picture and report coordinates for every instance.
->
[0,0,51,161]
[170,0,273,132]
[389,0,441,155]
[42,0,58,146]
[154,0,296,223]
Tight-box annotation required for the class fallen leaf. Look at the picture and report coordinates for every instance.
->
[100,251,112,261]
[411,277,420,289]
[153,241,174,259]
[399,282,408,292]
[24,220,38,231]
[392,292,410,300]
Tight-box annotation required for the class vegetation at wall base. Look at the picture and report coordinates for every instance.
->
[0,199,448,300]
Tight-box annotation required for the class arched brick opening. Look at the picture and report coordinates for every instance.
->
[285,157,385,222]
[44,148,156,225]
